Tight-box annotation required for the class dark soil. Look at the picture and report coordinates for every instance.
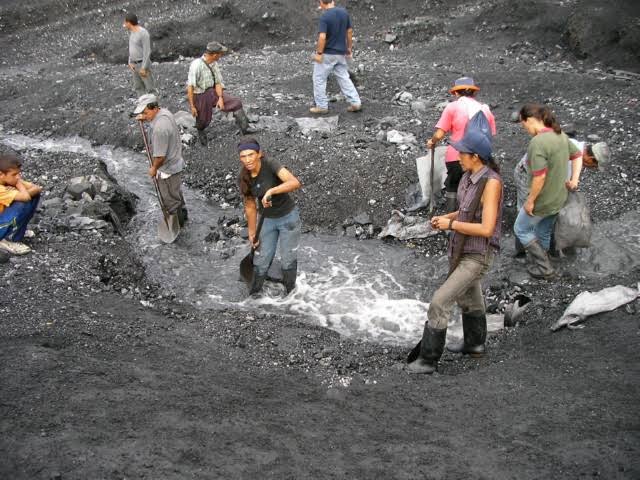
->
[1,0,640,478]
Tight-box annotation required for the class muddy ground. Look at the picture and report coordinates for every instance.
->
[1,0,640,478]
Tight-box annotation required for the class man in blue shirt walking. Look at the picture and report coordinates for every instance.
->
[310,1,362,114]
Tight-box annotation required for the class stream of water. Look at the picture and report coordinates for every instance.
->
[3,133,639,345]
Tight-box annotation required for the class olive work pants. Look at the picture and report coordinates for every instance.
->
[427,250,494,330]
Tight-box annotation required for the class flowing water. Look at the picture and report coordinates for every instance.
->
[3,132,640,345]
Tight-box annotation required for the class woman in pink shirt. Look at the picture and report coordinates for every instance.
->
[426,77,497,212]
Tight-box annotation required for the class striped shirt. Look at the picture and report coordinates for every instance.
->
[187,56,224,94]
[448,166,503,257]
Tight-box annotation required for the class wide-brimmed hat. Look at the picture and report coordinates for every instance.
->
[449,129,492,161]
[205,41,228,54]
[449,76,480,94]
[133,93,158,114]
[591,142,611,170]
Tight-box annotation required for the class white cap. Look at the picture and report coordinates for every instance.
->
[133,93,158,114]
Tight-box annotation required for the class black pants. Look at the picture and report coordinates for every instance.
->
[445,161,463,194]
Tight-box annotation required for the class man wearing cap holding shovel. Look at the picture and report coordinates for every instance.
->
[186,41,251,146]
[134,94,188,232]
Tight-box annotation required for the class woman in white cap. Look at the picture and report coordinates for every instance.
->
[408,129,503,375]
[426,77,497,212]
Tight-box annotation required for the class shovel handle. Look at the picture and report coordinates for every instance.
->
[138,120,171,228]
[429,145,435,213]
[252,213,265,251]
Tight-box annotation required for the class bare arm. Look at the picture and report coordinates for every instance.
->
[566,156,582,191]
[315,33,327,63]
[262,167,302,208]
[215,83,225,109]
[149,156,166,177]
[346,28,353,56]
[243,196,259,246]
[525,174,546,215]
[426,128,446,149]
[187,85,197,117]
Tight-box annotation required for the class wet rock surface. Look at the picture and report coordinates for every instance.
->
[1,0,640,478]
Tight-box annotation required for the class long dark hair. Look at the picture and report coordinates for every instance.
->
[519,103,562,134]
[481,154,500,174]
[238,136,261,198]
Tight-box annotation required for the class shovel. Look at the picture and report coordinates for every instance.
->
[429,145,435,213]
[239,213,265,284]
[138,120,180,243]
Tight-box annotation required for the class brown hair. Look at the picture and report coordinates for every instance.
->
[237,136,261,198]
[519,103,561,134]
[0,153,22,173]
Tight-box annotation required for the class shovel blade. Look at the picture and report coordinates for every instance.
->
[239,251,255,284]
[158,214,181,243]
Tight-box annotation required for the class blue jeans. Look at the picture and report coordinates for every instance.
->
[313,54,361,109]
[253,208,301,276]
[0,195,40,241]
[513,207,556,251]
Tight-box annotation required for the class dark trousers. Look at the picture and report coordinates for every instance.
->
[157,173,185,216]
[0,194,40,241]
[194,88,243,131]
[445,161,463,194]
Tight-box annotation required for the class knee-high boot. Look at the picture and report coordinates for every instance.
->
[282,261,298,294]
[525,240,555,279]
[249,267,267,295]
[446,311,487,357]
[407,325,447,374]
[234,109,251,134]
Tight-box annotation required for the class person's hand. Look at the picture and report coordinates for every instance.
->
[128,63,135,71]
[139,68,149,78]
[346,49,352,59]
[135,113,145,121]
[565,179,578,191]
[261,192,273,209]
[524,198,535,216]
[426,138,435,149]
[149,166,157,178]
[216,97,225,110]
[314,53,323,64]
[249,233,260,249]
[431,215,449,231]
[190,105,198,117]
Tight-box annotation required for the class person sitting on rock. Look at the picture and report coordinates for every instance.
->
[426,77,497,212]
[237,137,302,295]
[407,130,503,375]
[0,153,42,255]
[186,41,251,145]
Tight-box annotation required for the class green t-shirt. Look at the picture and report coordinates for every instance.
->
[527,130,579,216]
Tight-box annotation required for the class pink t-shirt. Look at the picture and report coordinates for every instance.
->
[435,96,497,163]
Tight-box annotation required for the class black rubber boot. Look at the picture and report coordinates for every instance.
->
[407,326,447,374]
[197,129,208,146]
[234,109,251,134]
[447,311,487,357]
[249,268,267,295]
[177,208,188,228]
[282,261,297,294]
[514,236,526,258]
[525,240,555,279]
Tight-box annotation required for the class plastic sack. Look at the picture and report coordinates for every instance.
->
[554,191,592,252]
[415,145,446,209]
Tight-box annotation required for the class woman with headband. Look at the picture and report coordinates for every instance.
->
[237,137,302,295]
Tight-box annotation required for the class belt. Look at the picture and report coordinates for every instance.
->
[131,60,143,64]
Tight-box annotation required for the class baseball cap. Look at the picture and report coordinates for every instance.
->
[591,142,610,170]
[133,93,158,114]
[205,41,228,54]
[449,129,492,161]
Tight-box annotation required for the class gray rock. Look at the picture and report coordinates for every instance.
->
[410,100,428,113]
[253,115,295,133]
[0,250,10,264]
[353,213,371,225]
[66,181,95,201]
[587,133,601,141]
[384,33,397,44]
[394,91,413,105]
[42,197,63,208]
[345,225,357,237]
[295,115,339,135]
[510,110,520,123]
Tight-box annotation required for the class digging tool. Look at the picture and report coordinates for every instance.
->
[429,145,435,213]
[138,120,180,243]
[239,212,266,285]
